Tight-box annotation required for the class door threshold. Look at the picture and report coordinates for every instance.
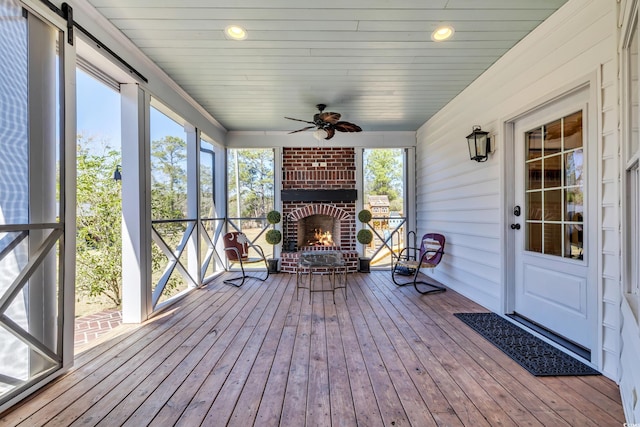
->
[506,313,591,361]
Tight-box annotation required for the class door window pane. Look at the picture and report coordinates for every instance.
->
[527,191,542,220]
[544,154,562,188]
[544,189,563,221]
[544,223,563,256]
[526,223,543,253]
[565,149,584,186]
[564,111,583,150]
[565,224,584,259]
[527,159,542,190]
[544,119,562,155]
[524,110,584,259]
[526,128,543,160]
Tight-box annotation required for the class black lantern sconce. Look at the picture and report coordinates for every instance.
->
[466,126,491,162]
[113,164,122,181]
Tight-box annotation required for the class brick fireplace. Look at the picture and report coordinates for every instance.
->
[280,147,359,273]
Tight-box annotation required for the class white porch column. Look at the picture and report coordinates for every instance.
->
[185,124,200,286]
[121,84,151,323]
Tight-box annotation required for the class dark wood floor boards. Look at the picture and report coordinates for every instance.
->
[0,271,625,427]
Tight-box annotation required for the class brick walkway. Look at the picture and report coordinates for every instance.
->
[74,309,122,348]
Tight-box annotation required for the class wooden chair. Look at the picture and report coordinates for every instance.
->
[392,232,446,294]
[222,231,269,287]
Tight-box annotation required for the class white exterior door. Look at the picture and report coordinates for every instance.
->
[512,88,594,351]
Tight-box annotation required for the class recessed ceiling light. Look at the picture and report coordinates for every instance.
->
[225,25,247,40]
[432,25,454,42]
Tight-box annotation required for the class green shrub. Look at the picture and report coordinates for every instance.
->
[357,229,373,245]
[358,209,372,223]
[265,229,282,245]
[266,210,281,224]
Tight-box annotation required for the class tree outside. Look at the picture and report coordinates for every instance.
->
[150,134,189,301]
[227,148,275,257]
[227,148,275,219]
[363,149,404,212]
[75,135,123,311]
[363,148,406,267]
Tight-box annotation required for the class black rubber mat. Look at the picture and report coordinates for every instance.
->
[454,312,600,376]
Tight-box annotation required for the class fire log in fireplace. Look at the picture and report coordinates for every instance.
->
[297,214,339,248]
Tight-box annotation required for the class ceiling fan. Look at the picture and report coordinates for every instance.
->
[285,104,362,140]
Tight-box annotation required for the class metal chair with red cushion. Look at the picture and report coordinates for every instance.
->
[392,232,446,294]
[222,231,269,286]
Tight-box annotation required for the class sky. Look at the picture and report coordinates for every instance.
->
[76,69,184,151]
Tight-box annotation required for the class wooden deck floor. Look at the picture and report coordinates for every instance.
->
[1,271,625,426]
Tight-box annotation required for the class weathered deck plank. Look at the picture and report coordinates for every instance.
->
[0,271,625,427]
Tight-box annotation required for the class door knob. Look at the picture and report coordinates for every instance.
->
[510,223,521,230]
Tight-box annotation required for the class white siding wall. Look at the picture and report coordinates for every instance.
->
[416,0,619,378]
[618,0,640,422]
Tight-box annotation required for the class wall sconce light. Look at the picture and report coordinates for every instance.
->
[466,126,491,162]
[113,164,122,181]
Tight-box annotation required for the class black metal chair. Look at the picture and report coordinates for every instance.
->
[392,232,446,294]
[222,231,269,287]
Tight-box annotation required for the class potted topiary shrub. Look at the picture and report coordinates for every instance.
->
[265,210,282,273]
[357,209,374,272]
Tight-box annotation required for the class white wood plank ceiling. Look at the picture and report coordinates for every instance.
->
[86,0,568,132]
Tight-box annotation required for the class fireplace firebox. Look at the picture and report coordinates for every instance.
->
[297,214,339,248]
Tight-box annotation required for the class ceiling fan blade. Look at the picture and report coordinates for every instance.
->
[285,117,315,125]
[319,112,341,124]
[334,121,362,133]
[287,126,316,134]
[324,127,336,140]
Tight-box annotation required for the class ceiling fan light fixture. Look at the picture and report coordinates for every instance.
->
[432,25,454,41]
[225,25,247,40]
[313,129,328,141]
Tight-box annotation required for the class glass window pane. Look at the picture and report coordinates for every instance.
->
[527,159,542,190]
[564,111,583,150]
[526,128,543,160]
[565,186,584,221]
[565,224,584,260]
[565,149,583,186]
[524,111,584,261]
[545,189,563,221]
[544,223,563,256]
[527,191,542,220]
[544,154,562,188]
[526,222,542,253]
[544,119,562,155]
